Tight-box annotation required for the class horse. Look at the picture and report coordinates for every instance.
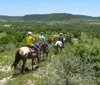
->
[39,37,52,60]
[12,46,39,74]
[54,40,63,54]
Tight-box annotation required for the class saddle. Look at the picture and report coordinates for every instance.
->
[27,45,36,53]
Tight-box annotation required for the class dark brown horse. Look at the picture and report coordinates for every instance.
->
[39,37,52,60]
[12,47,39,74]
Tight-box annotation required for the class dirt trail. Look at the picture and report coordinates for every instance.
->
[0,54,55,85]
[0,65,12,85]
[0,76,12,85]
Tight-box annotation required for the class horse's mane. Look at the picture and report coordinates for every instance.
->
[47,37,52,44]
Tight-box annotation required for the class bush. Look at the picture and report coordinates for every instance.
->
[38,52,97,85]
[0,46,5,52]
[5,43,16,51]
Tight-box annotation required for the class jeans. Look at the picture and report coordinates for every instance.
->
[33,45,39,55]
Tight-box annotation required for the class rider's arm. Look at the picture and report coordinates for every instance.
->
[43,36,45,41]
[31,37,35,44]
[32,38,35,41]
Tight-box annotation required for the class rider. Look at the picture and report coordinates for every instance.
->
[39,32,45,43]
[26,31,39,56]
[58,33,64,47]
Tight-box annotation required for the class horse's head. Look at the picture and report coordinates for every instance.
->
[47,37,52,44]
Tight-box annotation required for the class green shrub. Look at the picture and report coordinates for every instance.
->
[5,43,16,51]
[38,52,97,85]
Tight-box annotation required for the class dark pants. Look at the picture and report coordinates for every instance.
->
[62,42,64,47]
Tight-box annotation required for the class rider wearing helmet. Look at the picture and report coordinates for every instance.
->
[39,32,45,43]
[26,31,39,56]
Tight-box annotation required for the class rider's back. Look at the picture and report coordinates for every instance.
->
[26,36,34,46]
[58,36,63,42]
[39,35,45,42]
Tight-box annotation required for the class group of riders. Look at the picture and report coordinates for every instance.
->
[26,31,45,57]
[26,31,65,56]
[12,31,65,74]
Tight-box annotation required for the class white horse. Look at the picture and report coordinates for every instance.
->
[55,40,63,53]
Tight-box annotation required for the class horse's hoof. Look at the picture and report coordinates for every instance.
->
[32,65,39,71]
[12,72,20,77]
[21,71,25,74]
[12,74,16,77]
[25,67,30,72]
[35,65,39,69]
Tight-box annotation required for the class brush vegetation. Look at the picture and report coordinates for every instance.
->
[0,13,100,85]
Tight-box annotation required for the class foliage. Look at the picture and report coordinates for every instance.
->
[37,48,97,85]
[0,17,100,85]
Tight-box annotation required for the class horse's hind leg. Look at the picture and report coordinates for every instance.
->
[21,59,26,74]
[46,52,48,57]
[32,59,35,70]
[13,59,20,70]
[60,47,62,52]
[13,59,21,75]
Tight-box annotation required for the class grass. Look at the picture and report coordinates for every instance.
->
[0,39,99,85]
[0,47,55,85]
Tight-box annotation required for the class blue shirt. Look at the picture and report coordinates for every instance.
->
[39,35,45,42]
[58,36,64,43]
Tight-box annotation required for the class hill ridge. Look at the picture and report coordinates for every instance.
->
[0,13,99,21]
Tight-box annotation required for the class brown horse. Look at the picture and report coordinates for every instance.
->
[12,47,39,74]
[39,37,52,60]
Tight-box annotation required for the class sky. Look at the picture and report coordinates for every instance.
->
[0,0,100,17]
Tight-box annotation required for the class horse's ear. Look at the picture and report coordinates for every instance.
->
[49,37,52,40]
[49,37,52,43]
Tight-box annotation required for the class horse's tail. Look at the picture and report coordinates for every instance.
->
[11,50,21,69]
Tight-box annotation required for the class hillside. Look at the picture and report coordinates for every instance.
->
[0,13,99,21]
[0,35,99,85]
[0,15,21,21]
[22,13,94,21]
